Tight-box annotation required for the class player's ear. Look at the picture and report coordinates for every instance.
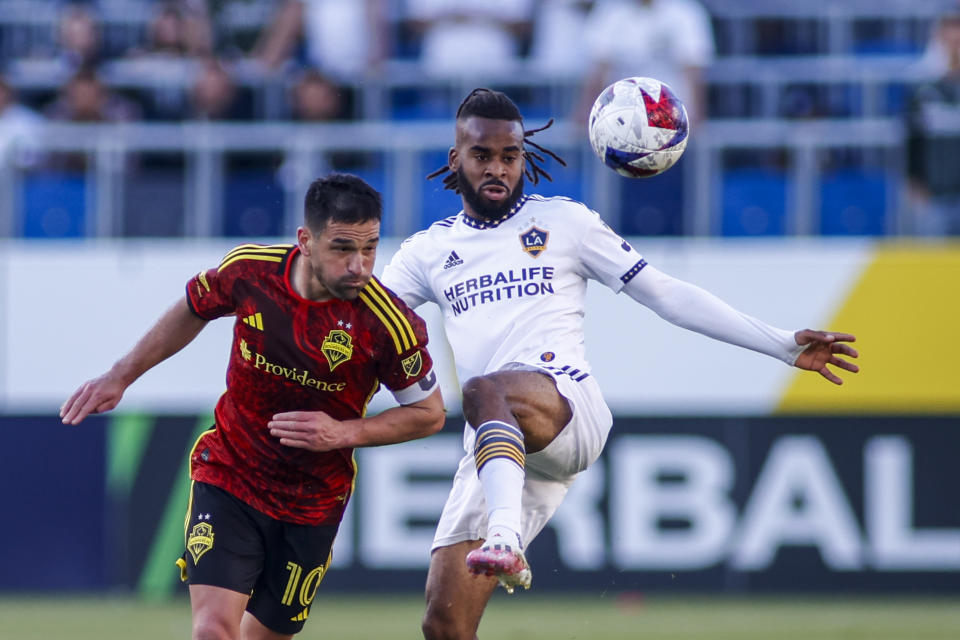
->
[296,226,311,256]
[448,146,459,170]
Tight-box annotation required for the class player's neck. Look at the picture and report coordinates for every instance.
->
[462,205,483,221]
[290,253,333,302]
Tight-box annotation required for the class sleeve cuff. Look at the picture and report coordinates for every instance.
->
[390,368,439,406]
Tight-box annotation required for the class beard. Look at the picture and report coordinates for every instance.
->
[311,264,369,301]
[458,168,524,221]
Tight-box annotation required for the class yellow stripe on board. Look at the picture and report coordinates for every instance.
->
[778,243,960,413]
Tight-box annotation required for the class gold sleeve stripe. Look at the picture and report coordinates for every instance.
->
[218,244,292,267]
[359,291,405,353]
[365,279,417,348]
[218,253,284,272]
[221,243,291,258]
[362,284,414,351]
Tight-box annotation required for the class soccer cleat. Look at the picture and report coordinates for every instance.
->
[465,535,532,594]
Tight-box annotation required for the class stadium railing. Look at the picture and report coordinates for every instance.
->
[0,117,909,239]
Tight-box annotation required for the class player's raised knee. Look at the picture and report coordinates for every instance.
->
[461,374,506,423]
[462,374,502,402]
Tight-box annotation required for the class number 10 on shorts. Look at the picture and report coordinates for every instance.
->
[281,561,327,607]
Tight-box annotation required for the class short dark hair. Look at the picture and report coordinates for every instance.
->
[303,173,382,232]
[456,87,524,122]
[428,88,566,193]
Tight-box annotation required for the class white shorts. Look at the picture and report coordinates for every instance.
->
[432,365,613,550]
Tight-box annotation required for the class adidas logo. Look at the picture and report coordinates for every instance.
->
[242,312,263,330]
[443,251,464,270]
[289,607,310,622]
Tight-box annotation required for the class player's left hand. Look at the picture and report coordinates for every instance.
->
[792,330,859,385]
[268,411,351,452]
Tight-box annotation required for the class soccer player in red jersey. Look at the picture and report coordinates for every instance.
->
[61,173,445,640]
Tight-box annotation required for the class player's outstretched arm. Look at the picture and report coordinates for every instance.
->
[60,298,208,425]
[268,388,446,452]
[623,266,861,384]
[791,330,859,385]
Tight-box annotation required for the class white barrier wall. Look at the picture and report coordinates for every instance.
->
[2,238,957,415]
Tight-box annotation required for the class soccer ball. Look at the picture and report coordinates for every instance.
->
[587,77,689,178]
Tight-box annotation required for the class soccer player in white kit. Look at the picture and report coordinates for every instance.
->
[380,88,860,640]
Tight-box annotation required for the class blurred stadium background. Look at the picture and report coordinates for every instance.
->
[1,0,958,638]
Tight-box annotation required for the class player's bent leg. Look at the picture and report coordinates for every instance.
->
[423,541,498,640]
[189,584,249,640]
[458,369,571,593]
[461,370,572,453]
[240,611,294,640]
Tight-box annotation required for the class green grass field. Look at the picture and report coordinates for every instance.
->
[1,594,958,639]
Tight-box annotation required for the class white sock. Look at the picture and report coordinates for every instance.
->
[474,420,525,548]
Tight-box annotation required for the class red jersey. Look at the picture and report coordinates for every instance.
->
[185,243,436,525]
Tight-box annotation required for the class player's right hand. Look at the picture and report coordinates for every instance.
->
[792,329,859,385]
[60,373,126,425]
[268,411,348,452]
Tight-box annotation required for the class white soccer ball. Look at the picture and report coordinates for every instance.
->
[587,76,689,178]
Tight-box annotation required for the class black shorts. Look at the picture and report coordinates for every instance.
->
[176,481,338,635]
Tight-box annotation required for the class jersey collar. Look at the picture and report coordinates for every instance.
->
[460,195,529,230]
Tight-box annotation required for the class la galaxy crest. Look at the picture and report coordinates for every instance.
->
[520,226,549,258]
[322,329,353,371]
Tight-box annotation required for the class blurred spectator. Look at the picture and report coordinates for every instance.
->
[128,1,213,59]
[0,74,46,169]
[291,69,345,121]
[253,0,387,80]
[45,66,140,123]
[43,66,140,170]
[57,3,102,72]
[578,0,715,124]
[404,0,534,79]
[528,0,594,79]
[120,2,214,121]
[906,10,960,236]
[189,58,243,120]
[917,2,960,78]
[288,69,364,171]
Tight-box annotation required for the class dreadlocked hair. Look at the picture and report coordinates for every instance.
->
[426,88,567,193]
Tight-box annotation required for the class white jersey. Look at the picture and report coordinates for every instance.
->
[381,194,646,385]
